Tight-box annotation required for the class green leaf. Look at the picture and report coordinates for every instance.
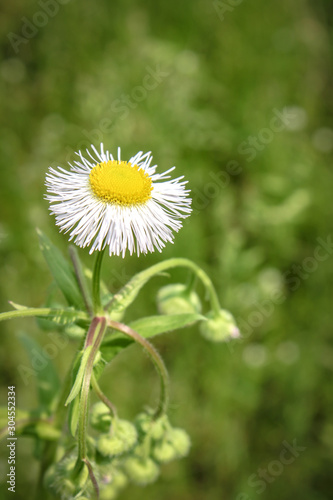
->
[20,421,61,440]
[100,336,132,365]
[18,333,61,411]
[68,395,80,437]
[107,257,222,317]
[100,314,205,366]
[0,407,30,432]
[65,346,92,406]
[0,408,60,441]
[37,229,85,310]
[108,267,169,314]
[129,313,206,338]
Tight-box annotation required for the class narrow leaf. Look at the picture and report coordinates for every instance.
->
[100,314,205,366]
[65,346,92,406]
[18,333,61,410]
[68,396,80,437]
[129,313,206,338]
[108,267,169,314]
[20,421,61,440]
[37,229,84,309]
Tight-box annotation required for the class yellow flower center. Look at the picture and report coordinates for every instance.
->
[89,160,153,206]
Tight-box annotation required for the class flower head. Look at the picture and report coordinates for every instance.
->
[45,144,191,257]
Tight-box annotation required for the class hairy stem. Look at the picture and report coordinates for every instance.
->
[107,257,221,316]
[108,320,169,419]
[91,372,117,418]
[92,249,106,315]
[75,317,107,474]
[0,307,88,323]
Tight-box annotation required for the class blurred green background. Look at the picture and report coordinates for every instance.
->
[1,0,333,498]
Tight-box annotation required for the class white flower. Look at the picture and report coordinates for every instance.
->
[45,144,192,257]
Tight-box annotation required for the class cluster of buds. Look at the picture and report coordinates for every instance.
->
[44,403,191,499]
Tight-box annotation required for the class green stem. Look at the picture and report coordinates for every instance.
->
[82,458,99,499]
[91,372,117,418]
[0,307,88,323]
[75,316,107,474]
[35,363,74,500]
[185,271,197,293]
[108,320,169,419]
[92,249,106,315]
[69,246,93,316]
[107,257,221,317]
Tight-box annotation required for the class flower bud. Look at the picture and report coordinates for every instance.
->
[124,456,159,485]
[152,441,177,463]
[100,486,119,500]
[99,468,128,500]
[200,309,240,342]
[90,402,112,433]
[44,456,89,498]
[135,410,168,440]
[152,427,191,463]
[96,420,137,457]
[168,428,191,458]
[110,469,128,490]
[64,324,85,339]
[157,284,201,315]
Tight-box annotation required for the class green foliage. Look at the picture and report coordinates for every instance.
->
[18,333,60,411]
[1,0,333,499]
[38,229,85,310]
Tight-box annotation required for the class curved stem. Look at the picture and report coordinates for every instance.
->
[82,458,100,499]
[107,257,221,317]
[92,249,106,315]
[91,372,117,418]
[108,320,169,420]
[75,317,107,474]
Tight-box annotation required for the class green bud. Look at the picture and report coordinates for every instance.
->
[157,284,201,315]
[124,456,159,485]
[44,456,90,498]
[135,411,152,434]
[100,486,119,500]
[168,428,191,458]
[110,469,128,490]
[90,402,112,433]
[99,466,128,493]
[150,416,169,440]
[200,309,240,342]
[153,427,191,463]
[97,420,137,457]
[97,434,126,457]
[64,324,86,339]
[43,464,57,492]
[135,410,168,440]
[153,441,177,463]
